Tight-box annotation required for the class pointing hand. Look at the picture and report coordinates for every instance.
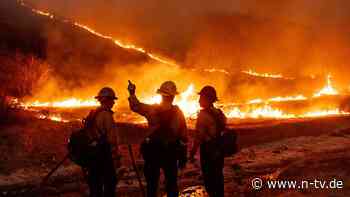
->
[128,80,136,95]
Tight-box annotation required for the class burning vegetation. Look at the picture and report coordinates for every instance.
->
[4,0,347,124]
[2,1,350,196]
[17,73,350,123]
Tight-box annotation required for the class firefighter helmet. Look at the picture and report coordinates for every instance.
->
[198,85,218,102]
[156,81,179,96]
[95,87,118,100]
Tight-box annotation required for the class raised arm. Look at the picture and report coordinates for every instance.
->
[127,80,156,118]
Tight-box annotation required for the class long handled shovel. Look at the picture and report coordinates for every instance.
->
[40,154,70,187]
[31,153,71,196]
[127,144,146,197]
[38,152,123,196]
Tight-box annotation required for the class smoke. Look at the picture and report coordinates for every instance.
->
[16,0,350,102]
[25,0,350,73]
[29,59,232,107]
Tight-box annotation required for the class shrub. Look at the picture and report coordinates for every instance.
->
[0,51,50,118]
[0,52,50,97]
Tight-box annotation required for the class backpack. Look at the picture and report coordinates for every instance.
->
[67,109,101,167]
[219,129,238,157]
[206,108,238,157]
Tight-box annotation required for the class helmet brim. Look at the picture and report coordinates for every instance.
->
[94,96,118,100]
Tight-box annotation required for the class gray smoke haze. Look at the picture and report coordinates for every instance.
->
[25,0,350,91]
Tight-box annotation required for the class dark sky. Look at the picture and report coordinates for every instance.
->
[25,0,350,80]
[26,0,350,26]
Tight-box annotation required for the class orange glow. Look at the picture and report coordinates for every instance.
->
[225,105,348,119]
[247,99,264,104]
[203,68,230,75]
[14,1,350,122]
[226,105,295,119]
[268,95,307,102]
[242,69,294,80]
[246,95,307,105]
[18,83,350,122]
[313,74,339,97]
[144,95,162,105]
[18,0,178,67]
[144,84,200,118]
[302,109,348,117]
[37,114,69,123]
[23,98,99,108]
[176,84,200,118]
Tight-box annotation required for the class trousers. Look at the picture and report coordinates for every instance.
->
[87,143,117,197]
[200,141,224,197]
[142,140,179,197]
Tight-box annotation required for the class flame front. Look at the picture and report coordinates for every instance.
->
[20,73,349,123]
[267,95,307,102]
[37,114,69,123]
[13,1,350,122]
[242,69,294,80]
[226,105,295,119]
[18,0,178,67]
[225,105,349,119]
[22,98,99,108]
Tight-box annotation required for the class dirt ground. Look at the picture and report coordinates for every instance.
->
[1,111,350,197]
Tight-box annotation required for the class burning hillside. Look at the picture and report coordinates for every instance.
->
[0,0,346,124]
[2,1,350,197]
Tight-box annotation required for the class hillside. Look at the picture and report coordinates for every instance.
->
[0,0,151,88]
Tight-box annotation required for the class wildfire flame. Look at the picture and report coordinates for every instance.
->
[268,95,307,102]
[17,0,178,67]
[246,95,307,104]
[203,68,231,75]
[303,109,347,117]
[242,69,294,80]
[144,84,200,118]
[142,82,348,120]
[247,99,264,104]
[20,82,349,122]
[22,98,99,108]
[226,105,295,119]
[225,105,349,119]
[37,114,69,123]
[13,1,350,122]
[313,74,339,97]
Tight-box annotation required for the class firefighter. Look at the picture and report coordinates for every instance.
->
[86,87,119,197]
[190,86,226,197]
[127,80,187,197]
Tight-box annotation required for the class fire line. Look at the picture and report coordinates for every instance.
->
[14,0,350,122]
[17,0,179,67]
